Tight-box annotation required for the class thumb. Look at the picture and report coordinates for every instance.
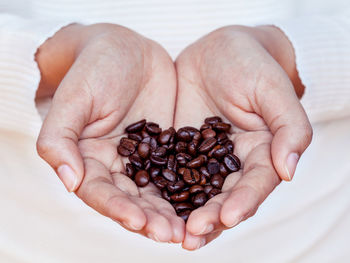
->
[258,84,313,181]
[36,82,91,192]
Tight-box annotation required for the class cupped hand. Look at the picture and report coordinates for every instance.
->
[36,23,184,243]
[174,25,312,250]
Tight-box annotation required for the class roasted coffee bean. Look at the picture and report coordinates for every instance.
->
[170,190,190,202]
[165,143,175,152]
[201,128,216,140]
[145,122,162,135]
[129,154,143,169]
[138,142,150,159]
[193,132,202,141]
[189,185,204,195]
[167,155,176,171]
[175,141,187,153]
[141,137,157,151]
[177,167,186,176]
[186,155,206,169]
[204,185,214,194]
[208,188,221,199]
[192,192,207,207]
[141,130,150,138]
[158,129,172,144]
[117,138,137,156]
[178,210,191,222]
[207,158,220,175]
[187,140,198,156]
[150,167,161,179]
[128,133,143,142]
[125,163,135,178]
[176,128,192,142]
[219,163,229,177]
[199,174,207,185]
[225,140,234,153]
[183,169,200,185]
[217,132,228,145]
[213,145,228,159]
[212,122,231,132]
[199,166,211,179]
[200,123,211,131]
[183,126,200,137]
[208,145,220,158]
[135,170,149,187]
[224,154,241,172]
[152,146,167,157]
[198,137,217,153]
[176,153,192,166]
[125,119,146,133]
[162,169,177,182]
[144,159,151,170]
[204,116,222,125]
[211,174,224,188]
[162,189,171,202]
[167,180,185,193]
[153,176,168,189]
[173,202,194,213]
[150,155,167,166]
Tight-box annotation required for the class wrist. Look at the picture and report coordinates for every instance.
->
[251,25,305,98]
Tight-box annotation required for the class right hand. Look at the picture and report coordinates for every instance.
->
[36,23,184,243]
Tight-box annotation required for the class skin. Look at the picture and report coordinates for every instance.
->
[36,24,312,249]
[174,26,312,250]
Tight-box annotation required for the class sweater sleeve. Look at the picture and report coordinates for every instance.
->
[275,10,350,124]
[0,14,71,137]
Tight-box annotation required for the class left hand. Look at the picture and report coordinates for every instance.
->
[174,25,312,250]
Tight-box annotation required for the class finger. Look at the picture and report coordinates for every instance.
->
[257,81,313,181]
[220,143,280,227]
[36,74,91,192]
[182,231,206,251]
[76,158,147,230]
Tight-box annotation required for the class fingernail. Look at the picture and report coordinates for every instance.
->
[196,238,206,250]
[285,153,299,181]
[147,233,161,242]
[226,215,243,228]
[196,224,214,235]
[57,164,78,192]
[124,221,143,231]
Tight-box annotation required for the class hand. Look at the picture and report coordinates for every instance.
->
[36,23,185,243]
[174,25,312,249]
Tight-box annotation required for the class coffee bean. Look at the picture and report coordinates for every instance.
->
[117,138,137,156]
[165,143,175,152]
[183,126,200,137]
[149,167,161,179]
[208,188,221,199]
[204,116,222,125]
[177,167,186,176]
[162,169,177,182]
[199,166,210,178]
[128,133,143,142]
[198,137,217,153]
[158,129,172,145]
[129,154,143,169]
[225,140,234,153]
[141,137,157,151]
[150,155,167,166]
[176,128,192,142]
[213,145,228,159]
[224,154,241,172]
[145,122,162,135]
[141,130,150,138]
[125,119,146,133]
[211,174,224,188]
[138,142,150,159]
[178,210,191,222]
[219,163,229,177]
[212,122,231,132]
[201,128,216,140]
[192,192,207,207]
[167,154,176,171]
[162,189,171,202]
[175,141,187,153]
[199,174,207,185]
[217,132,228,145]
[153,176,168,189]
[135,170,149,187]
[200,123,212,131]
[187,140,198,156]
[167,180,185,193]
[183,169,200,185]
[144,159,151,170]
[207,158,220,174]
[208,145,221,158]
[176,153,192,166]
[170,190,190,202]
[189,185,204,195]
[125,163,135,178]
[173,202,194,213]
[204,185,214,194]
[152,146,167,157]
[186,155,206,169]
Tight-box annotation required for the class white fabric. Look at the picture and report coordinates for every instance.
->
[0,0,350,262]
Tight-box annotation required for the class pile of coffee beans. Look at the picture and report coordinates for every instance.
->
[117,116,241,221]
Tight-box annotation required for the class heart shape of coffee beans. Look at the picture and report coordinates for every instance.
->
[117,116,241,221]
